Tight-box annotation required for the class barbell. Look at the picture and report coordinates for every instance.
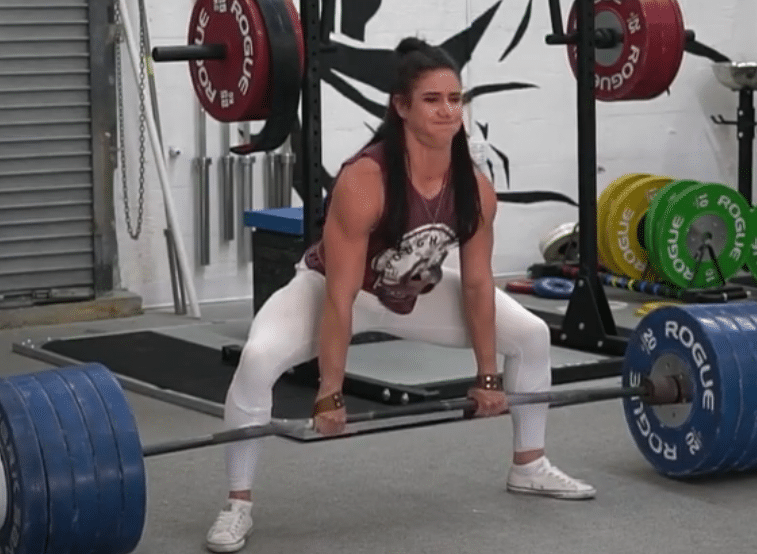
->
[149,0,697,153]
[3,301,757,553]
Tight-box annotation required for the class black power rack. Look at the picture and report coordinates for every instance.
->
[536,0,748,358]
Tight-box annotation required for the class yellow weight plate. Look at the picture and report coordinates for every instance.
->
[634,300,683,317]
[597,173,650,274]
[605,175,674,279]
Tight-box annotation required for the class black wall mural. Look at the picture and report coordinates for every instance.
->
[291,0,577,209]
[341,0,382,41]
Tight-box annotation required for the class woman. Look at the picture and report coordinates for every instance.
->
[206,36,595,554]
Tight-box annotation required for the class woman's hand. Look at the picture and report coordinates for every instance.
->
[466,387,508,417]
[312,391,348,435]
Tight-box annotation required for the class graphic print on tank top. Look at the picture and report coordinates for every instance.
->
[369,221,457,313]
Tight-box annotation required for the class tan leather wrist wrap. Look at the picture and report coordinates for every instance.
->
[313,392,345,416]
[473,373,504,391]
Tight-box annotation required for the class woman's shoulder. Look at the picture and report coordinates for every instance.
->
[343,141,386,170]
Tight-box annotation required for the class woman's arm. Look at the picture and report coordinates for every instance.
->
[459,171,506,416]
[315,157,384,433]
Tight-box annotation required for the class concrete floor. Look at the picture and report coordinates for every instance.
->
[2,299,757,554]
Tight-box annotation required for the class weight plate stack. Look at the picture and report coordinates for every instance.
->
[8,375,77,554]
[724,304,757,471]
[605,175,673,279]
[644,179,701,279]
[0,380,48,554]
[598,173,650,273]
[622,303,742,477]
[743,205,757,283]
[85,365,146,554]
[55,368,134,554]
[652,182,749,289]
[565,0,686,101]
[33,371,102,554]
[704,305,757,472]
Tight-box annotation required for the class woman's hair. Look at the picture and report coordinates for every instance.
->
[364,37,481,249]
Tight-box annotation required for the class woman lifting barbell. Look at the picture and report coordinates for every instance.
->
[206,36,595,554]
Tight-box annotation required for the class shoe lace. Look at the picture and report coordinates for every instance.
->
[212,508,245,535]
[541,462,583,487]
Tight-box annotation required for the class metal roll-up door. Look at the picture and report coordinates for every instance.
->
[0,0,115,306]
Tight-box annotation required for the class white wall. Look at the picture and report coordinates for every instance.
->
[114,0,754,309]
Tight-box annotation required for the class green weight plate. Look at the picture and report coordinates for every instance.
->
[597,173,650,274]
[744,205,757,281]
[644,180,701,277]
[605,175,673,279]
[653,182,749,289]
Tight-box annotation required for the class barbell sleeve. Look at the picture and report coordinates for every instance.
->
[142,378,685,458]
[546,28,696,48]
[151,44,227,62]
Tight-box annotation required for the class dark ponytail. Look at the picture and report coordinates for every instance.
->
[364,37,481,249]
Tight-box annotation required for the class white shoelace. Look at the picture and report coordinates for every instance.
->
[539,462,586,488]
[211,508,247,537]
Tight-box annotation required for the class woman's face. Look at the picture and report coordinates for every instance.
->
[395,69,464,146]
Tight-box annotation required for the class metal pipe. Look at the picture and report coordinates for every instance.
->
[164,228,187,315]
[222,156,236,240]
[737,89,755,206]
[238,155,255,263]
[117,0,201,317]
[196,103,212,266]
[152,44,226,62]
[280,151,295,207]
[196,157,212,266]
[220,124,235,241]
[264,152,282,208]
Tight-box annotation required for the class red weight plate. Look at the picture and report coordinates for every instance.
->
[628,0,685,99]
[566,0,684,101]
[505,279,536,294]
[188,0,271,122]
[663,0,686,93]
[567,0,650,101]
[626,0,666,99]
[248,0,305,120]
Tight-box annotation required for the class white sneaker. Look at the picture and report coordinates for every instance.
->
[506,457,596,500]
[206,499,254,553]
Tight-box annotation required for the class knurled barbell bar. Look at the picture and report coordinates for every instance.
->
[3,302,757,554]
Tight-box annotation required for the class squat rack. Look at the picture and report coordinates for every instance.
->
[543,0,625,356]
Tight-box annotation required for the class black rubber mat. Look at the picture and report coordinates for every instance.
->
[42,331,390,420]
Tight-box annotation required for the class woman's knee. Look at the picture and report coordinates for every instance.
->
[225,339,289,415]
[498,311,550,352]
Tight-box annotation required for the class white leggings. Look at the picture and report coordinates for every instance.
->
[224,261,552,491]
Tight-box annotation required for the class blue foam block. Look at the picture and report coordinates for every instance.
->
[244,207,304,236]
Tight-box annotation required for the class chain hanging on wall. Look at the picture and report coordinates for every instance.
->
[114,2,148,240]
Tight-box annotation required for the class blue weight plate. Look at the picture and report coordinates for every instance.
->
[7,375,76,554]
[56,368,124,554]
[83,364,146,554]
[686,305,750,473]
[33,371,101,554]
[0,380,48,554]
[622,305,741,477]
[532,277,574,300]
[665,305,742,476]
[716,303,757,471]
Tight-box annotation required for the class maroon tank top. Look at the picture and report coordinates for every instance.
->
[304,142,458,315]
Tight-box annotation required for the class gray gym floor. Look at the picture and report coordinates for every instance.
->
[2,292,757,554]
